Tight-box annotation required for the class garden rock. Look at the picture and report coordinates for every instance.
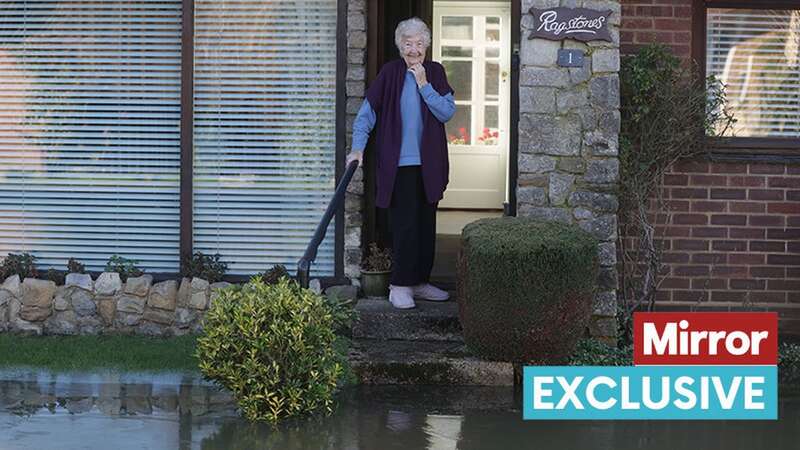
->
[20,278,56,322]
[143,307,174,326]
[69,288,96,317]
[95,272,122,296]
[44,310,78,335]
[78,316,103,335]
[65,273,93,291]
[116,311,142,327]
[1,274,21,297]
[148,280,178,311]
[96,296,116,325]
[189,278,210,310]
[137,321,167,337]
[53,287,69,311]
[177,277,191,307]
[325,285,358,301]
[124,274,153,297]
[117,294,146,315]
[174,307,197,328]
[10,299,42,335]
[309,279,322,294]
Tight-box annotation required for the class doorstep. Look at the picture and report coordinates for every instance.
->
[348,339,514,386]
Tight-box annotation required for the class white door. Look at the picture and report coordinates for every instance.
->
[433,2,511,209]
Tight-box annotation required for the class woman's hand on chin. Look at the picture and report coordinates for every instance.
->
[408,63,428,88]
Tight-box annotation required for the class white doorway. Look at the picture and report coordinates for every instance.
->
[433,1,511,210]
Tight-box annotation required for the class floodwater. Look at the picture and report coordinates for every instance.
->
[0,369,798,450]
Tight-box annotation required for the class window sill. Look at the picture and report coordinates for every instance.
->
[708,137,800,163]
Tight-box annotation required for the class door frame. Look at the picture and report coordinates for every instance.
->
[363,0,520,245]
[432,1,512,209]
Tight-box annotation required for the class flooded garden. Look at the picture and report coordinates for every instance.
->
[1,369,799,450]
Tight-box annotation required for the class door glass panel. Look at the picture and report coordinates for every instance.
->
[447,106,471,145]
[486,16,500,25]
[485,61,499,100]
[484,106,498,129]
[479,106,499,145]
[486,47,500,58]
[442,60,472,101]
[486,29,500,42]
[442,16,473,39]
[442,46,473,58]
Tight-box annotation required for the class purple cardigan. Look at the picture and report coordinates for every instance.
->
[365,59,454,208]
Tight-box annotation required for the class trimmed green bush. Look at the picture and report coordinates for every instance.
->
[457,217,599,364]
[196,277,346,423]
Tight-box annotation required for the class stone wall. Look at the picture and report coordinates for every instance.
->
[517,0,622,343]
[344,0,368,282]
[0,273,231,336]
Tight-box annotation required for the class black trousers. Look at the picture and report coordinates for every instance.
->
[388,165,437,286]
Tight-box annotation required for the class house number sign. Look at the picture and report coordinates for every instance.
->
[527,7,613,42]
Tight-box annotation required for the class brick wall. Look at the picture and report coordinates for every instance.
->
[620,0,692,57]
[652,161,800,334]
[620,1,800,337]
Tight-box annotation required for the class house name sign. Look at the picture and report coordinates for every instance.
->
[527,7,613,42]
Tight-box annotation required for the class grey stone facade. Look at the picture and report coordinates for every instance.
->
[344,0,368,282]
[518,0,621,343]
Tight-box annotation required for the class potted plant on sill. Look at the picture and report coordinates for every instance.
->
[360,242,392,298]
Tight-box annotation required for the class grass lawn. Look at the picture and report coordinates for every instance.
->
[0,334,200,372]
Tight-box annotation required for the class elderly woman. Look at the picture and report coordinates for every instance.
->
[347,17,456,309]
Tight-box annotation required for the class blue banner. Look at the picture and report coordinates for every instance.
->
[523,365,777,420]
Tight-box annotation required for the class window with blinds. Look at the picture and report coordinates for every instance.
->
[192,0,338,275]
[706,8,800,138]
[0,0,183,272]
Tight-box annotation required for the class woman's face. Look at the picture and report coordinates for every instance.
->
[400,34,427,67]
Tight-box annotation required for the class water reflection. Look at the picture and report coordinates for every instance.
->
[0,371,798,450]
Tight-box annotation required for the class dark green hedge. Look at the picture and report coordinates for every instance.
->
[457,217,599,364]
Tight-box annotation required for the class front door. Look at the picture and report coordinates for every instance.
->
[433,1,511,209]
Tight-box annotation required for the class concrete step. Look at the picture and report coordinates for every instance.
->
[348,339,514,386]
[352,297,463,342]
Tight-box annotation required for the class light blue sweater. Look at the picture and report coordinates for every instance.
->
[352,71,455,166]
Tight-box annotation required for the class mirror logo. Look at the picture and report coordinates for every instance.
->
[523,312,779,420]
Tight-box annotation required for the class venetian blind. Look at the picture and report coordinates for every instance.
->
[706,8,800,138]
[192,0,338,275]
[0,0,183,272]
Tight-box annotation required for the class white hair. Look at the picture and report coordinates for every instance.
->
[394,17,431,52]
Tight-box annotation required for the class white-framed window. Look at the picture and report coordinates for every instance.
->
[0,0,340,275]
[707,7,800,139]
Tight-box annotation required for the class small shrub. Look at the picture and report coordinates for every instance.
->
[181,251,228,283]
[257,264,291,285]
[361,242,391,272]
[105,255,144,283]
[569,339,633,366]
[67,258,85,274]
[779,343,800,385]
[0,252,39,281]
[196,277,346,423]
[44,268,66,285]
[457,217,599,364]
[617,43,735,344]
